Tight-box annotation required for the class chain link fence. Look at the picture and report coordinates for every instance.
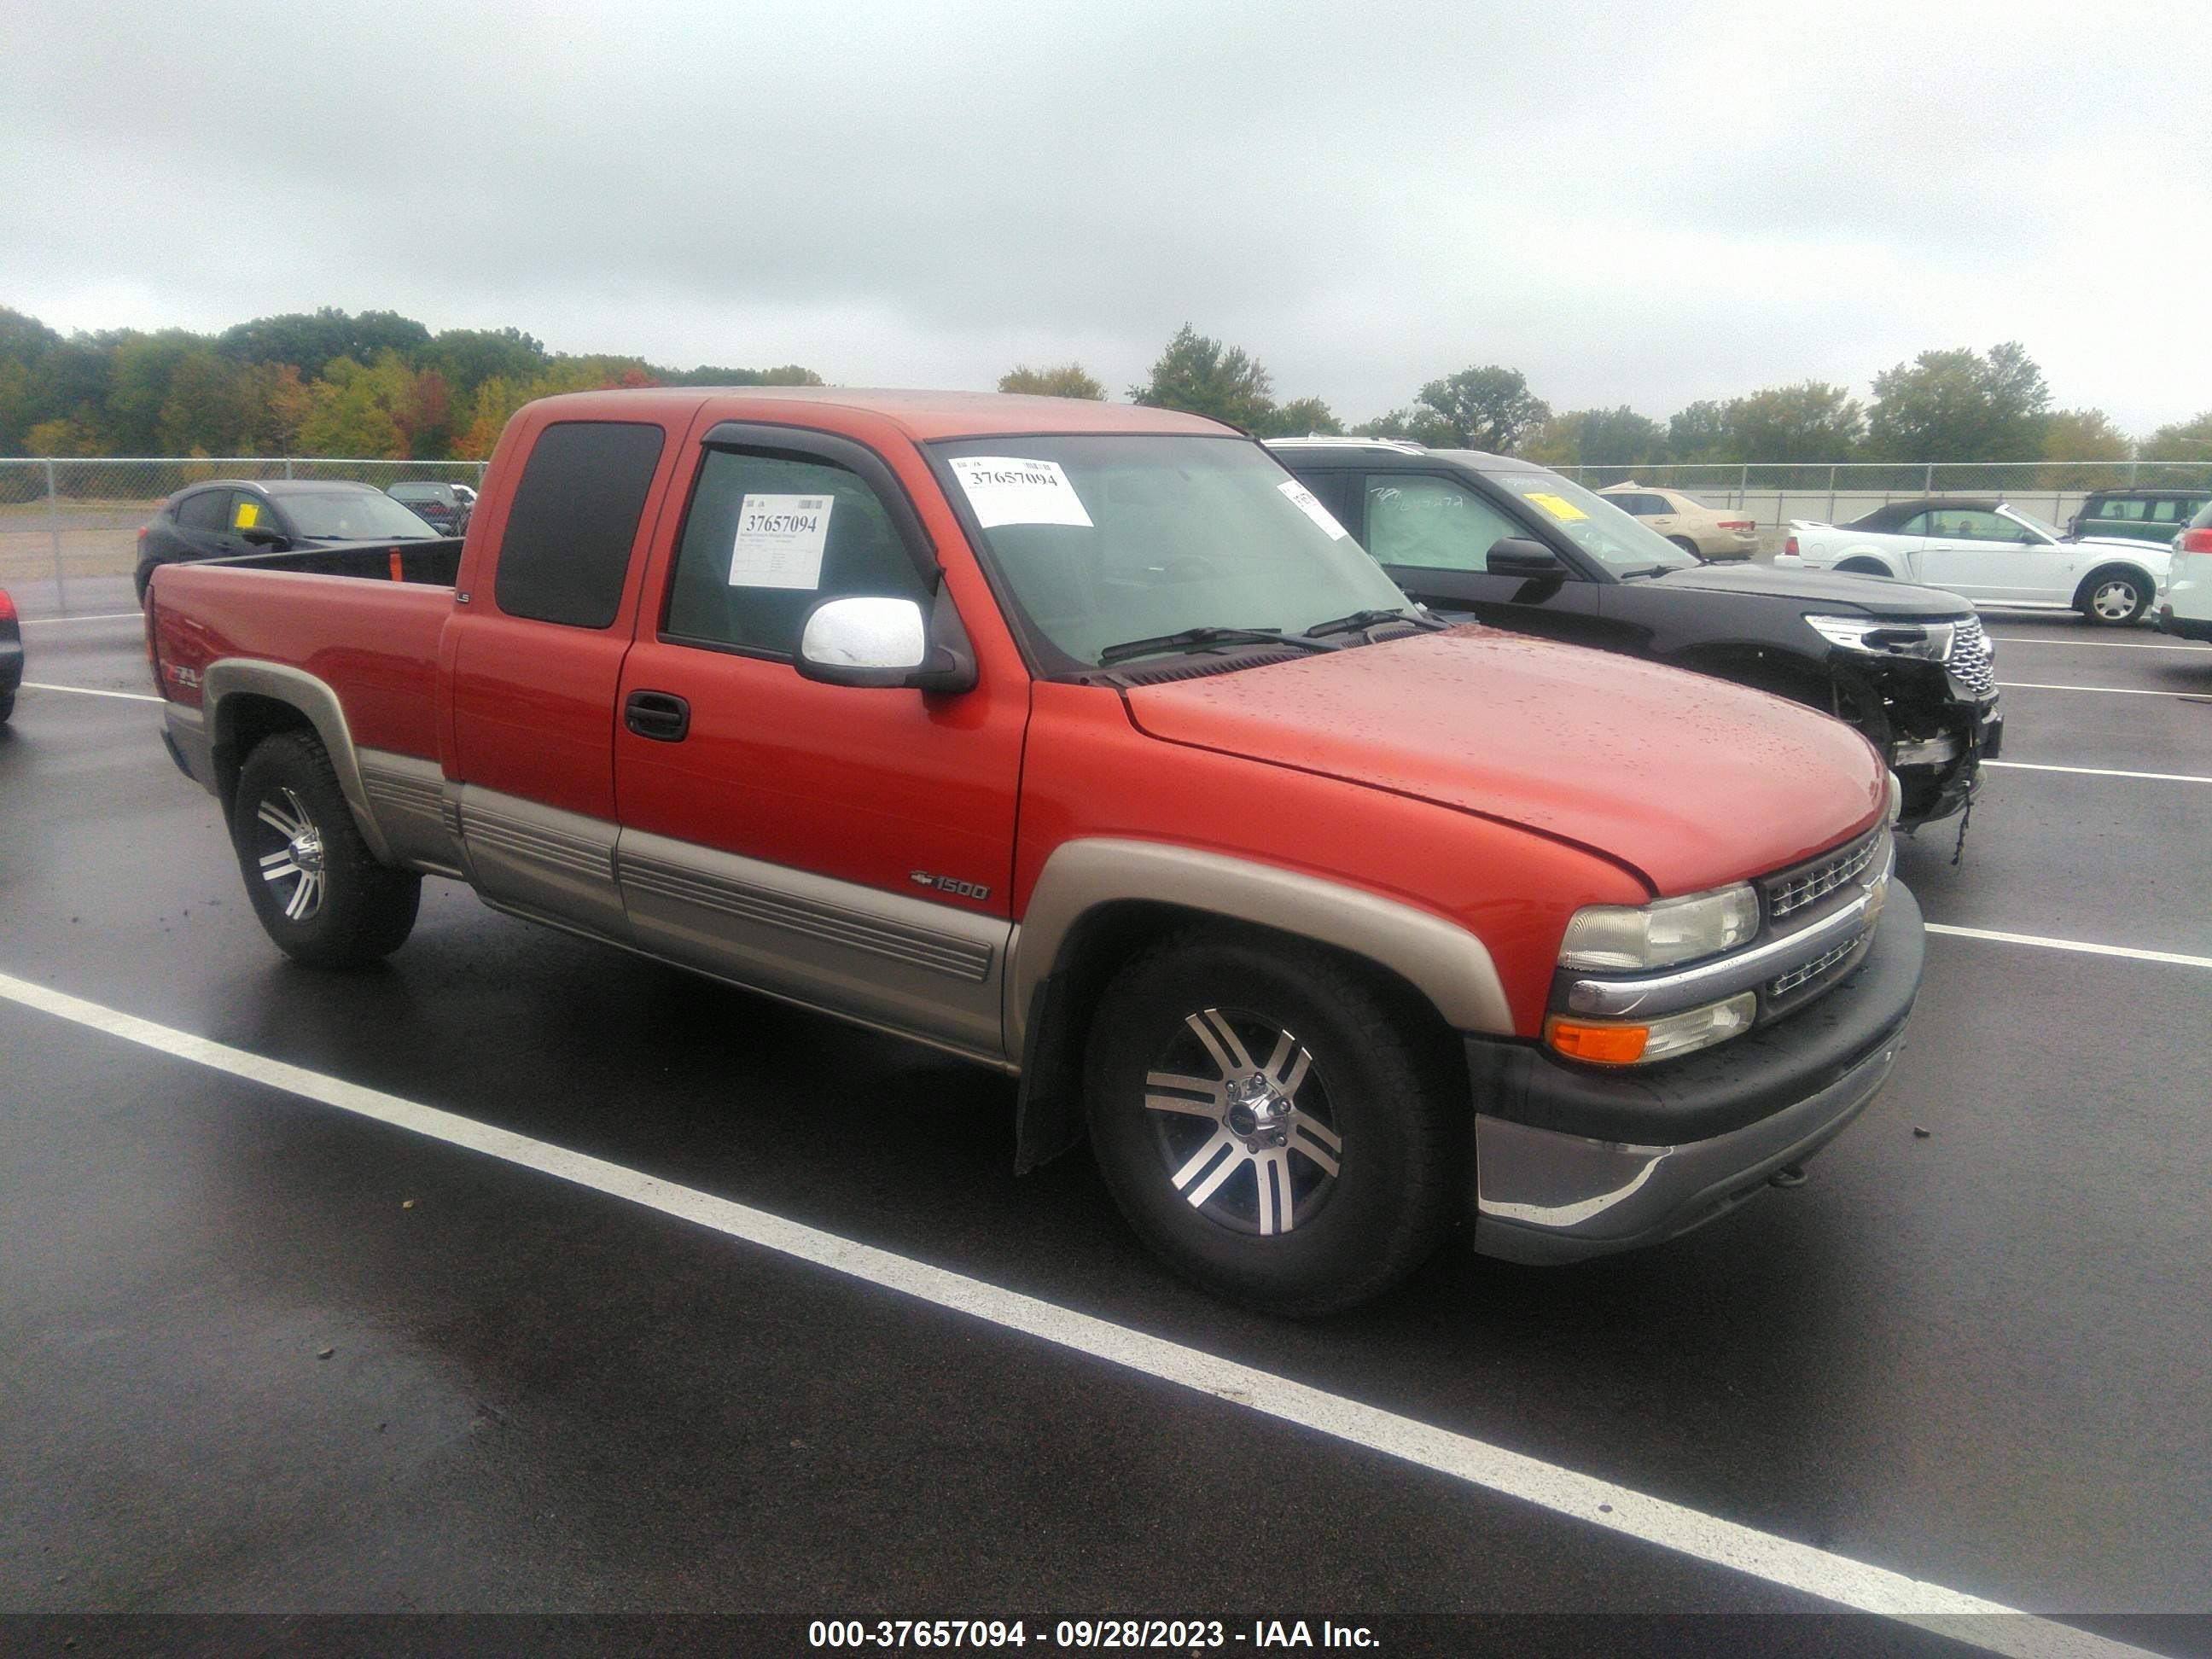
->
[6,453,2210,611]
[1548,459,2212,550]
[0,457,491,611]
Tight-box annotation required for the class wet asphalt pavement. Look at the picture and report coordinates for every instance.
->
[3,579,2209,1654]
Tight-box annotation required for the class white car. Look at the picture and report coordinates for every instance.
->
[1779,497,2168,626]
[2161,501,2212,643]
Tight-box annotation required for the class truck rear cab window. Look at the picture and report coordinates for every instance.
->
[494,421,667,628]
[663,448,929,657]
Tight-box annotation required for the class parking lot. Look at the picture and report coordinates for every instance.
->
[3,579,2209,1656]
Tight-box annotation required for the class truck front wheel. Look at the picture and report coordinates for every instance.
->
[1083,929,1460,1315]
[232,731,420,968]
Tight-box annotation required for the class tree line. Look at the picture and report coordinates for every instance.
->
[1017,326,2212,469]
[0,305,822,462]
[4,302,2206,469]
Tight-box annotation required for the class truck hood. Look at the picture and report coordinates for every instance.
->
[1641,562,1973,617]
[1121,629,1886,896]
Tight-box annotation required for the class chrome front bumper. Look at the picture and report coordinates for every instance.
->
[1464,880,1924,1265]
[1470,1032,1896,1264]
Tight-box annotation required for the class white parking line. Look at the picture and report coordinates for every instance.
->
[1994,681,2209,698]
[17,612,143,626]
[1988,637,2209,651]
[1985,760,2212,785]
[0,970,2157,1659]
[20,681,162,704]
[1924,924,2212,970]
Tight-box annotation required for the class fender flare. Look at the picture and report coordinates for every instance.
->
[201,660,394,863]
[1006,838,1516,1053]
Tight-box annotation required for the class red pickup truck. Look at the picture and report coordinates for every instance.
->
[148,388,1923,1313]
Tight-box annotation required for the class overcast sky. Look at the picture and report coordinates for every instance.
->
[6,0,2209,433]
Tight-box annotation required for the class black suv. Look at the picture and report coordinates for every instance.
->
[1271,440,2002,828]
[2069,488,2211,546]
[136,480,441,601]
[386,480,474,538]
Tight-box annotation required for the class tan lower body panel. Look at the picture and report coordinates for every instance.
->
[619,827,1011,1062]
[357,771,1012,1065]
[358,750,467,879]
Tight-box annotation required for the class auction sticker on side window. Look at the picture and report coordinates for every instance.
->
[729,493,833,590]
[1524,492,1588,522]
[949,456,1094,530]
[1278,479,1349,539]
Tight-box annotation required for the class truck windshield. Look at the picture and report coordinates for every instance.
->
[1476,468,1703,575]
[280,492,440,540]
[928,434,1417,670]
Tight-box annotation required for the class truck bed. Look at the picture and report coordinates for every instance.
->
[148,547,459,761]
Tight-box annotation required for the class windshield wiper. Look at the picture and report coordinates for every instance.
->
[1614,563,1675,579]
[1301,607,1446,640]
[1096,626,1336,667]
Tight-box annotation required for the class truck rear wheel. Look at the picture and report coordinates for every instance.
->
[232,731,420,968]
[1083,928,1459,1315]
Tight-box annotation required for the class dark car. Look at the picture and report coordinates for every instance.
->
[136,480,442,602]
[386,480,474,538]
[1270,439,2002,828]
[2069,488,2212,546]
[0,585,22,723]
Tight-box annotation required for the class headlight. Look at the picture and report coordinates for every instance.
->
[1559,882,1760,972]
[1805,614,1954,661]
[1887,771,1905,824]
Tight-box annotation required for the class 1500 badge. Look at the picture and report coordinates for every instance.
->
[911,870,991,902]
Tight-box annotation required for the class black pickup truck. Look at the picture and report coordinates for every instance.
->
[1271,440,2002,829]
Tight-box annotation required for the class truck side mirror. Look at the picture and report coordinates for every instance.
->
[795,592,976,693]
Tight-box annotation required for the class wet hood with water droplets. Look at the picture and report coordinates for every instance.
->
[1121,628,1887,895]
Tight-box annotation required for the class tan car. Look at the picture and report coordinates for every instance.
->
[1598,483,1761,560]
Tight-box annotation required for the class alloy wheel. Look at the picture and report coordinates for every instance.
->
[2091,579,2140,622]
[252,787,326,923]
[1143,1007,1344,1237]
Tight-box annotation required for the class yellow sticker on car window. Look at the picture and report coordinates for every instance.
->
[233,501,259,529]
[1525,492,1587,522]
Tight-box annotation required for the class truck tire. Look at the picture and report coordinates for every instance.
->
[1083,928,1460,1315]
[232,731,420,968]
[2078,568,2150,626]
[0,692,13,724]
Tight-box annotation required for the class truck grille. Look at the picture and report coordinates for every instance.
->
[1949,614,1996,696]
[1763,829,1881,922]
[1770,933,1866,997]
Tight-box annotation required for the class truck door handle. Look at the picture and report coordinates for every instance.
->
[624,690,690,742]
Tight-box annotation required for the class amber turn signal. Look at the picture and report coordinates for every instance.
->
[1545,1017,1650,1065]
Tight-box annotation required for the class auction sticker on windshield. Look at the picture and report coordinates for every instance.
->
[1524,492,1588,522]
[1278,479,1350,540]
[729,493,833,590]
[949,457,1095,529]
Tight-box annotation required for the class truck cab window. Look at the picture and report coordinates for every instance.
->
[494,421,666,628]
[664,448,929,658]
